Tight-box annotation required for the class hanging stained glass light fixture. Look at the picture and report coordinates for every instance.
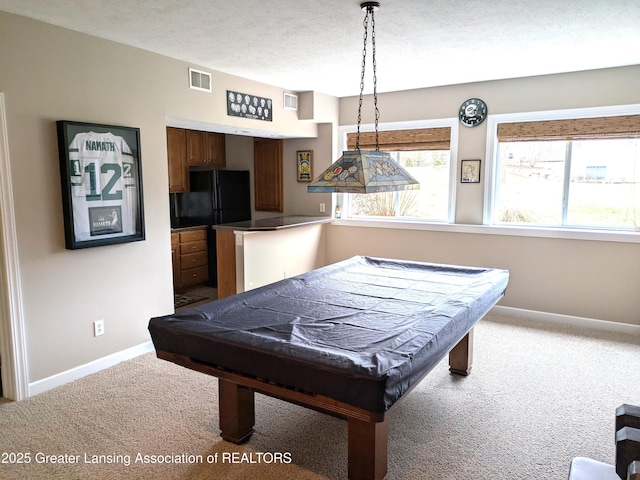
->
[308,1,420,194]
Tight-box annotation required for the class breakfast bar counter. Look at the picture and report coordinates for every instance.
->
[212,215,331,231]
[213,216,331,299]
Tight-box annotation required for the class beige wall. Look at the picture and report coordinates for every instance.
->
[0,12,332,383]
[285,122,336,216]
[326,225,640,325]
[330,66,640,325]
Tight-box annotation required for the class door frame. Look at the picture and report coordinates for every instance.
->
[0,92,29,401]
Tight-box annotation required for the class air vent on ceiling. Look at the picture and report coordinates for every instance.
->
[189,68,212,92]
[284,92,298,111]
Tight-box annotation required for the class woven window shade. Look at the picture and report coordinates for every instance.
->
[347,127,451,151]
[497,115,640,142]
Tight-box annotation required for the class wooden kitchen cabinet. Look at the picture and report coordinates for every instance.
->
[254,138,283,212]
[172,229,209,288]
[168,128,225,191]
[187,130,226,167]
[205,131,226,167]
[167,127,188,193]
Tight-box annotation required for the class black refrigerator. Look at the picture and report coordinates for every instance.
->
[170,170,251,286]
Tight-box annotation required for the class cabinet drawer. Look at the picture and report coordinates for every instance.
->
[171,232,180,245]
[179,229,206,243]
[180,251,207,269]
[180,240,206,254]
[181,265,208,286]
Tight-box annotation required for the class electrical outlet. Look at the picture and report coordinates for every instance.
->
[284,270,289,278]
[94,319,105,337]
[319,203,326,213]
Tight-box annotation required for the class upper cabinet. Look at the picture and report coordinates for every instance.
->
[254,138,284,212]
[167,127,227,192]
[186,130,226,168]
[205,132,226,168]
[167,127,188,193]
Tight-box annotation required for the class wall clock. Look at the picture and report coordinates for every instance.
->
[459,98,488,127]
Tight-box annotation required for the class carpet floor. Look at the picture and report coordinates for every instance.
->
[0,314,638,479]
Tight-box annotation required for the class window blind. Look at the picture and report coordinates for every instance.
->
[347,127,451,151]
[497,115,640,142]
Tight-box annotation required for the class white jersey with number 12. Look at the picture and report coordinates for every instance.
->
[68,131,138,241]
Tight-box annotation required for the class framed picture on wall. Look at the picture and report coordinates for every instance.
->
[461,159,481,183]
[296,150,313,182]
[56,120,145,249]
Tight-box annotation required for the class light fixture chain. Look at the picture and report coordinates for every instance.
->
[356,8,370,151]
[370,7,380,151]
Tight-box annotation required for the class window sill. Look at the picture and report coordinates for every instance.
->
[331,218,640,244]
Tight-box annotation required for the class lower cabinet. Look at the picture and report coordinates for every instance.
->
[172,229,208,289]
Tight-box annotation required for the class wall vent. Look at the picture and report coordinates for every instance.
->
[189,68,212,92]
[284,92,298,111]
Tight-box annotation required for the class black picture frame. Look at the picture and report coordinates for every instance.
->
[227,90,273,122]
[296,150,313,182]
[461,159,481,183]
[56,120,145,249]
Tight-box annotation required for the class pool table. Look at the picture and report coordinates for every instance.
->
[149,256,509,479]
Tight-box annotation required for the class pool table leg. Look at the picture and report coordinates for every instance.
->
[449,328,474,376]
[348,416,388,480]
[218,378,255,444]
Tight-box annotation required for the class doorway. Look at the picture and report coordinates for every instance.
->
[0,92,28,401]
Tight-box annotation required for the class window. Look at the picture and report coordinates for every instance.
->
[489,112,640,231]
[342,123,456,222]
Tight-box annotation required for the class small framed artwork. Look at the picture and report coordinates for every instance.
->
[461,159,481,183]
[56,120,145,249]
[296,150,313,182]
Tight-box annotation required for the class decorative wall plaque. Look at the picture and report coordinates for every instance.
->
[227,90,272,122]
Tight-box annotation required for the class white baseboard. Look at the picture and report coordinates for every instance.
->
[28,341,155,397]
[23,307,639,399]
[491,306,640,336]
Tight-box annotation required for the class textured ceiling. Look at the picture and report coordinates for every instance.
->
[1,0,640,97]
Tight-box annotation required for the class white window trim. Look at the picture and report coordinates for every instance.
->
[331,218,640,244]
[338,118,459,223]
[483,103,640,229]
[332,107,640,244]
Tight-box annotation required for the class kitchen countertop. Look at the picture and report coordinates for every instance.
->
[212,215,332,231]
[170,224,208,233]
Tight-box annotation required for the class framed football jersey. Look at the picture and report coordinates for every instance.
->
[57,120,145,249]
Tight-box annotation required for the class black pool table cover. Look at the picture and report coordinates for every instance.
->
[149,256,509,412]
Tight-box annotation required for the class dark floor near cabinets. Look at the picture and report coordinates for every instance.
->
[175,285,217,311]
